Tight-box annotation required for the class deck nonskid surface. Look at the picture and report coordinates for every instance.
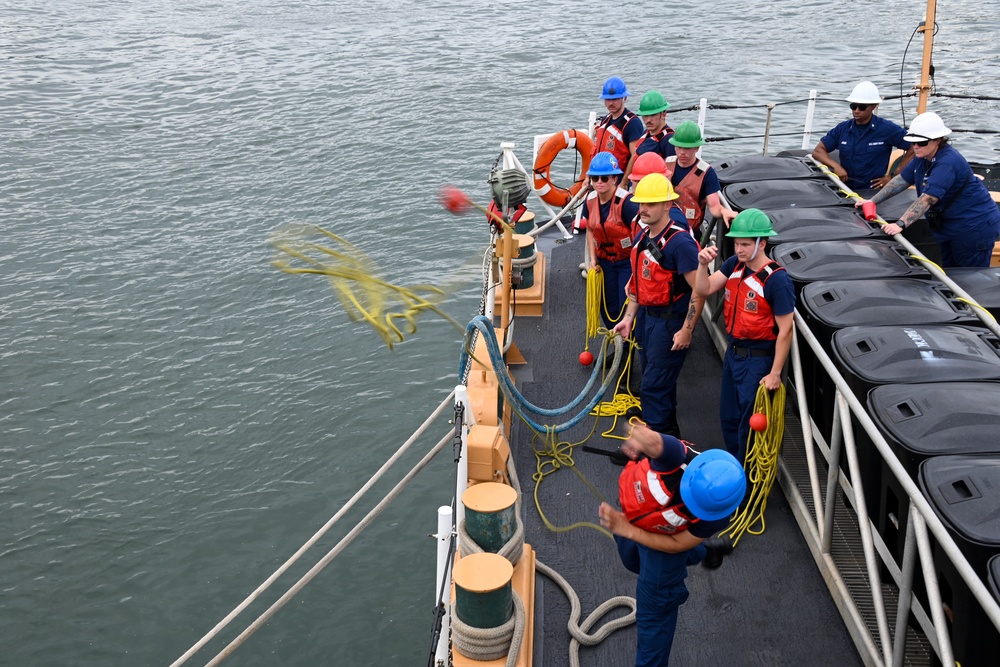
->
[508,233,862,666]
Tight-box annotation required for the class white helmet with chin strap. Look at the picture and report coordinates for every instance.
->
[846,81,882,105]
[904,112,953,142]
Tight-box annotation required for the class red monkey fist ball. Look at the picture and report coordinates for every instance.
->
[749,412,768,432]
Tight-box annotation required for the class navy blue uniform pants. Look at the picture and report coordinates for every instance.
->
[616,536,706,666]
[720,347,773,465]
[935,224,997,268]
[638,314,688,436]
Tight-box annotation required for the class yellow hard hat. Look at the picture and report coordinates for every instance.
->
[631,172,679,203]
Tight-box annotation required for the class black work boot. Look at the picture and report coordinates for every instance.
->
[701,536,735,569]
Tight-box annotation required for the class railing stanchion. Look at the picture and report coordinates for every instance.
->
[891,507,919,667]
[801,89,817,150]
[839,393,893,666]
[790,333,825,539]
[434,505,454,666]
[914,512,955,667]
[821,392,843,555]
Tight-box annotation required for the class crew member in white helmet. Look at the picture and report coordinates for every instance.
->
[812,80,913,192]
[858,111,1000,268]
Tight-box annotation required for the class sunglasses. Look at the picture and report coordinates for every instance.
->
[849,103,870,111]
[912,139,931,147]
[590,175,614,183]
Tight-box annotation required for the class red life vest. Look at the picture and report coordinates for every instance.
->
[664,156,710,233]
[586,189,634,262]
[618,446,701,534]
[628,223,694,307]
[723,260,784,340]
[593,110,638,167]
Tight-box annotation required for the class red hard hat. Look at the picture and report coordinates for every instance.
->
[628,152,669,181]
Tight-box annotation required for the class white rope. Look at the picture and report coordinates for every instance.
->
[204,430,453,666]
[535,559,636,667]
[453,455,636,667]
[170,390,455,667]
[451,592,527,667]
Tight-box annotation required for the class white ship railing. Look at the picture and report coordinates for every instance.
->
[699,195,1000,667]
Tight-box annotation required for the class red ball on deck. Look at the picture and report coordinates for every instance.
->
[579,350,594,366]
[439,185,472,215]
[749,412,768,432]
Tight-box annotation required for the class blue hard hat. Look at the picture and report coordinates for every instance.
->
[587,151,623,176]
[680,449,746,521]
[600,76,629,100]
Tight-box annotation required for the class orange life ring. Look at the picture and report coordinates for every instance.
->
[532,129,594,208]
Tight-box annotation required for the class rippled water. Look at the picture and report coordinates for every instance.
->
[1,1,996,665]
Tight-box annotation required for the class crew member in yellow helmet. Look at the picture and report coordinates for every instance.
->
[612,174,702,437]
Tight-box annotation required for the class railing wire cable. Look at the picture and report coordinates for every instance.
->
[170,391,456,667]
[203,430,453,667]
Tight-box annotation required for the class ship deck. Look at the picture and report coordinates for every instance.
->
[507,230,865,667]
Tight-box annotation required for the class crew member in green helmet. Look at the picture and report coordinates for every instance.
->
[692,209,795,464]
[635,90,675,160]
[663,121,737,236]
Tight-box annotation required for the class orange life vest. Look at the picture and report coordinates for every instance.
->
[593,110,638,167]
[586,188,634,262]
[628,222,693,307]
[618,447,701,534]
[664,156,710,232]
[723,260,784,341]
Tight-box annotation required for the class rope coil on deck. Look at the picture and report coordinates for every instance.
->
[451,593,527,665]
[454,458,636,667]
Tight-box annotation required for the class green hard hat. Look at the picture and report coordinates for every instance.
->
[725,208,777,238]
[668,120,706,148]
[637,90,670,116]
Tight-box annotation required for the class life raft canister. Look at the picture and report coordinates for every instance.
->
[532,129,594,208]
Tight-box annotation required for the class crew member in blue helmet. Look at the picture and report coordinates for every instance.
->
[612,173,701,438]
[812,81,913,193]
[693,210,795,464]
[858,111,1000,268]
[600,423,745,667]
[635,90,675,160]
[583,152,640,328]
[593,76,645,182]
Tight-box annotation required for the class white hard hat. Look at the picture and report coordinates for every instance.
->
[846,81,882,105]
[904,112,952,141]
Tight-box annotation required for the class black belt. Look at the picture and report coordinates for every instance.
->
[731,345,774,358]
[645,307,685,321]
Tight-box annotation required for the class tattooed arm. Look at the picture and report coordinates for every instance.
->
[882,193,938,237]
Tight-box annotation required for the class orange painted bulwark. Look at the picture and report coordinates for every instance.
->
[467,425,510,485]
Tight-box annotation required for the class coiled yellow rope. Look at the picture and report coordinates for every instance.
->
[585,268,629,344]
[585,268,602,344]
[722,382,785,547]
[269,224,462,349]
[585,269,640,435]
[590,346,642,441]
